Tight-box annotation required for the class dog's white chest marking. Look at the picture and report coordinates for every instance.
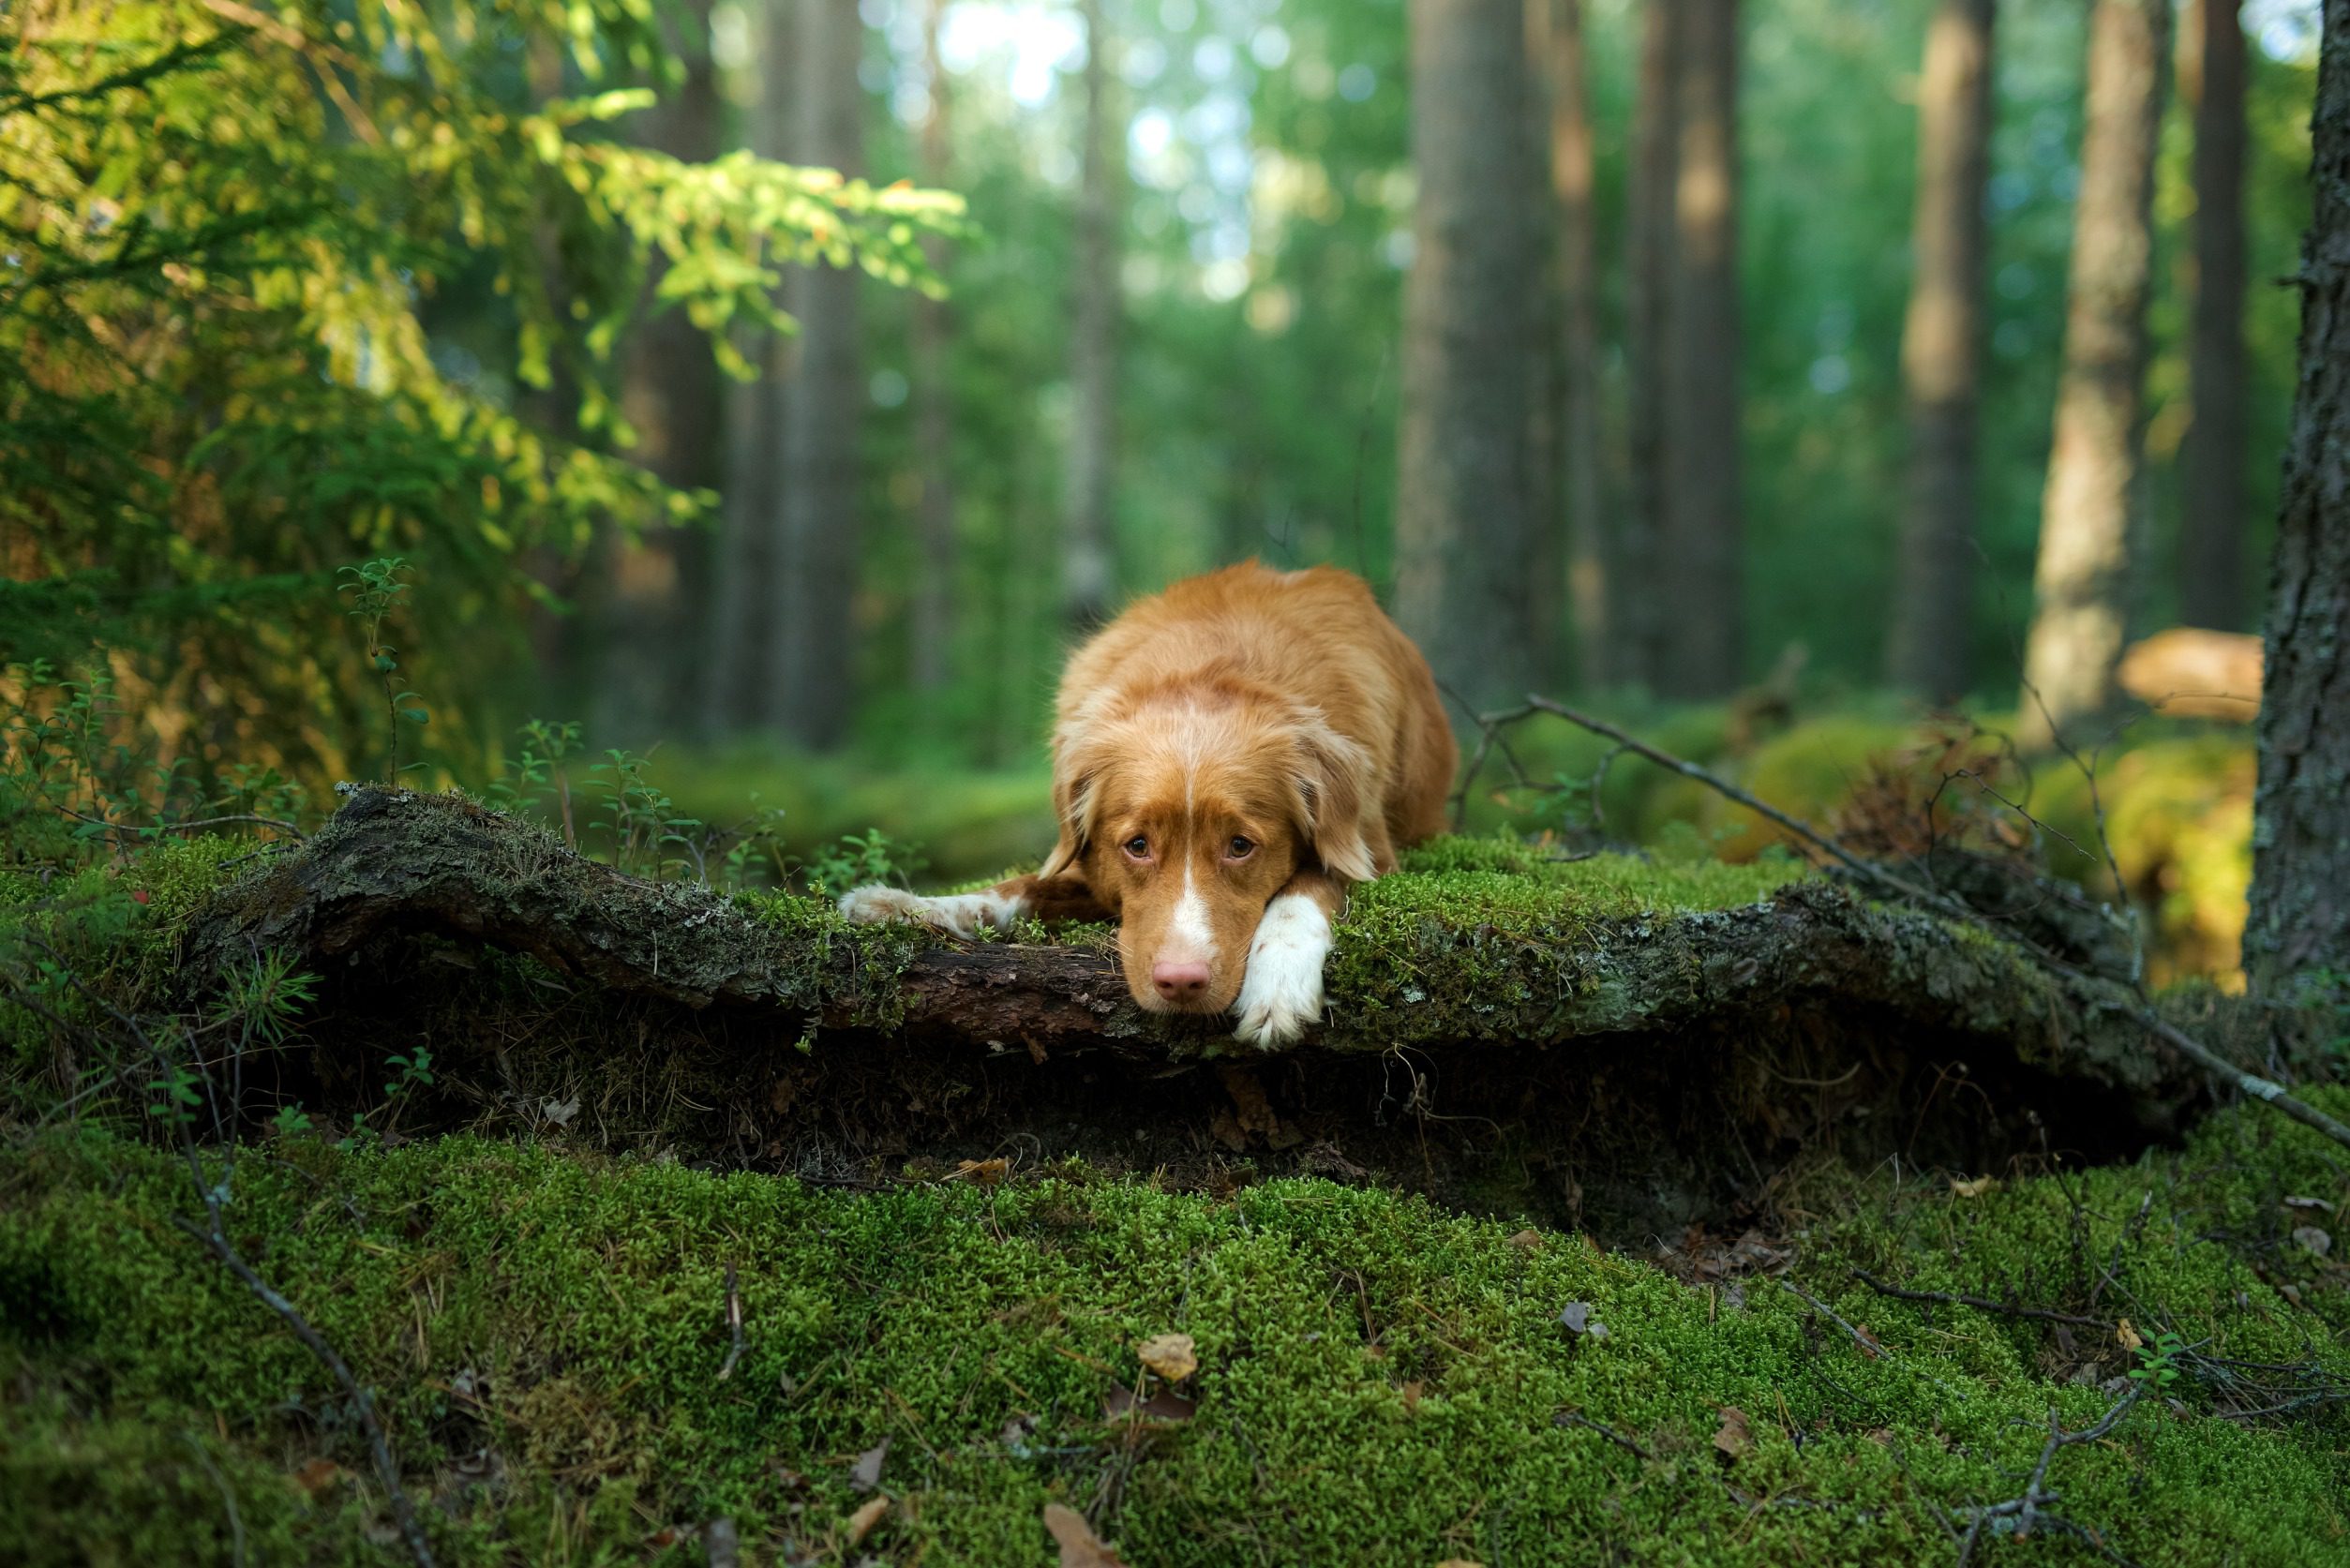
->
[838,885,1028,938]
[1232,892,1331,1049]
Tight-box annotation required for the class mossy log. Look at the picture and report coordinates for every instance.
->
[183,787,2190,1095]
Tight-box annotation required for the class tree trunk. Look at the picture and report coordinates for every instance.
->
[1062,0,1120,634]
[1397,0,1541,710]
[1621,0,1678,694]
[2178,0,2251,632]
[2017,0,2172,750]
[1888,0,1996,703]
[910,0,956,694]
[2244,0,2350,991]
[1658,0,1744,699]
[765,0,867,751]
[701,0,793,739]
[602,0,725,748]
[1537,0,1611,690]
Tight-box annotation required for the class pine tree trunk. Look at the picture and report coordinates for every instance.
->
[910,0,956,694]
[1397,0,1541,709]
[2244,0,2350,990]
[602,0,724,748]
[769,0,867,750]
[1658,0,1744,699]
[1888,0,1996,702]
[1538,0,1611,690]
[2017,0,2172,750]
[1062,0,1119,634]
[1621,0,1678,694]
[701,0,792,739]
[2179,0,2250,631]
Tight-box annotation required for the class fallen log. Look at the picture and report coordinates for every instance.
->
[176,786,2227,1234]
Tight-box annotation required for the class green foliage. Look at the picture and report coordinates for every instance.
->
[0,0,963,778]
[1,1089,2344,1565]
[802,828,928,898]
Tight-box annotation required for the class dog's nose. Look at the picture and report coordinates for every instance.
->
[1152,961,1211,1000]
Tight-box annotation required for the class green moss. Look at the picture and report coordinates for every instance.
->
[5,1091,2344,1565]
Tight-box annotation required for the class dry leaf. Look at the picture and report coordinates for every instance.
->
[1434,1561,1487,1568]
[1951,1175,1998,1199]
[1505,1229,1543,1249]
[1713,1405,1752,1462]
[2292,1225,2334,1258]
[843,1496,890,1548]
[848,1439,889,1494]
[1102,1383,1194,1423]
[1401,1380,1424,1415]
[1043,1502,1129,1568]
[540,1095,579,1127]
[2116,1319,2144,1351]
[1853,1322,1884,1359]
[1137,1332,1198,1382]
[2283,1195,2337,1213]
[291,1457,345,1498]
[1557,1302,1609,1340]
[952,1157,1009,1185]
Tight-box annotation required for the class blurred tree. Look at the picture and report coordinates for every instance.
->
[1622,0,1678,694]
[2019,0,2173,749]
[1062,0,1121,633]
[2179,0,2251,631]
[2245,0,2348,989]
[1397,0,1541,709]
[772,0,872,750]
[1660,0,1744,698]
[911,0,958,692]
[0,0,955,782]
[1888,0,1996,702]
[1534,0,1611,690]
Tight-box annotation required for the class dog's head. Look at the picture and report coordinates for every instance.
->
[1040,689,1375,1015]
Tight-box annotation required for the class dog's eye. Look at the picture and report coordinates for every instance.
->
[1227,836,1255,859]
[1123,836,1150,859]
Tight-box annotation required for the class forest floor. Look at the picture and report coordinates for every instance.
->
[4,800,2348,1565]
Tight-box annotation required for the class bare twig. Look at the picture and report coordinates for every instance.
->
[53,804,307,841]
[1953,1381,2148,1568]
[716,1264,745,1381]
[1850,1269,2115,1331]
[1552,1407,1653,1462]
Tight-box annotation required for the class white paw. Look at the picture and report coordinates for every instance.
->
[837,885,1025,939]
[1231,893,1331,1049]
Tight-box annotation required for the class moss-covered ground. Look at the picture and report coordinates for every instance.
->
[5,1084,2346,1566]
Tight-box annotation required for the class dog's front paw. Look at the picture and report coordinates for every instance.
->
[837,885,1022,939]
[1231,893,1331,1049]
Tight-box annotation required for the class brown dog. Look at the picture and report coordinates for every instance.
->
[840,562,1455,1046]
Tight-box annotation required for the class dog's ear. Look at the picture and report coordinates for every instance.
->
[1038,724,1110,881]
[1292,718,1377,883]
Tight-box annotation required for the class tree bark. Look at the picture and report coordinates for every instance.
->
[1621,0,1678,694]
[2178,0,2251,632]
[1658,0,1744,699]
[1397,0,1542,710]
[1062,0,1120,634]
[2244,0,2350,990]
[1888,0,1996,702]
[2017,0,2172,750]
[910,0,957,694]
[1537,0,1611,690]
[603,0,726,748]
[768,0,867,751]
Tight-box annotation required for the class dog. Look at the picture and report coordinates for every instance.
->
[839,562,1455,1047]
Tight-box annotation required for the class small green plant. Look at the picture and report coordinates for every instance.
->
[586,747,702,878]
[272,1104,315,1139]
[717,800,791,893]
[384,1046,435,1098]
[487,718,587,848]
[337,558,430,779]
[804,829,926,898]
[2130,1329,2186,1394]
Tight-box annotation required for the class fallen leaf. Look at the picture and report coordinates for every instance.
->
[1951,1175,1998,1199]
[1401,1379,1423,1415]
[848,1439,889,1494]
[1434,1561,1486,1568]
[540,1095,579,1127]
[1713,1405,1752,1462]
[1505,1229,1543,1250]
[2116,1319,2144,1351]
[1853,1322,1883,1359]
[291,1457,345,1498]
[2283,1195,2337,1213]
[1557,1302,1610,1340]
[843,1496,890,1547]
[2293,1225,2333,1257]
[1137,1332,1198,1382]
[952,1157,1009,1185]
[1043,1502,1129,1568]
